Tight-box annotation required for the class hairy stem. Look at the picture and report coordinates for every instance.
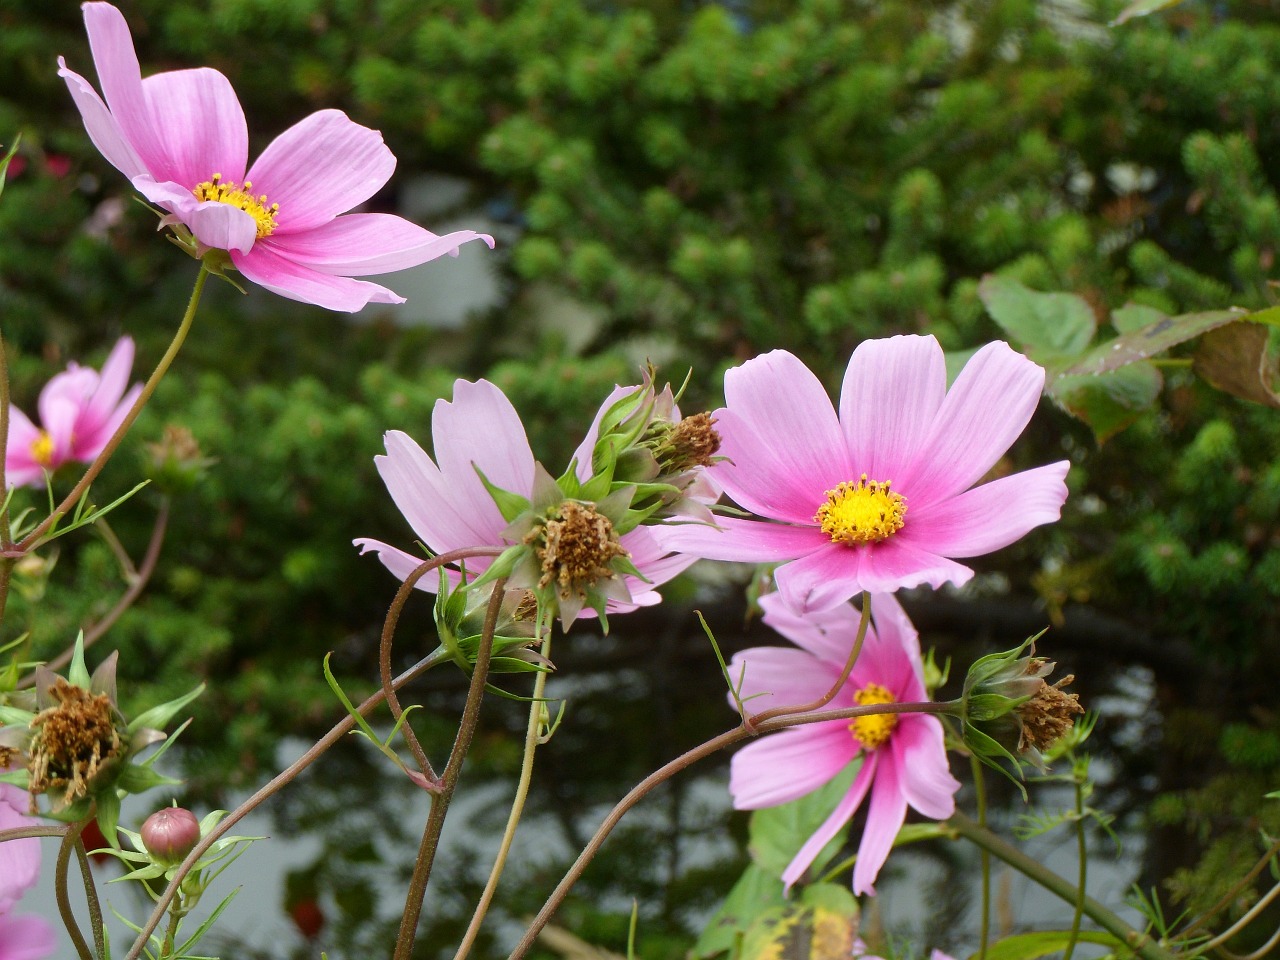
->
[74,831,107,960]
[394,577,506,960]
[55,822,93,960]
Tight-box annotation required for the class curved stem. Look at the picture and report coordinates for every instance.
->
[1063,776,1087,960]
[454,625,554,960]
[1199,877,1280,953]
[123,647,446,960]
[55,822,93,960]
[972,755,991,960]
[748,591,871,726]
[947,811,1176,960]
[379,547,504,782]
[1182,838,1280,937]
[0,824,74,842]
[506,699,955,960]
[393,577,507,960]
[15,265,209,555]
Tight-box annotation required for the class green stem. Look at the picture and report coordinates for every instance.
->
[15,264,209,555]
[393,577,505,960]
[971,755,991,960]
[55,823,94,960]
[160,893,184,958]
[454,625,555,960]
[1063,775,1087,960]
[947,811,1175,960]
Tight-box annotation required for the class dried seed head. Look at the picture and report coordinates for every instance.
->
[27,678,123,807]
[526,501,628,602]
[660,412,721,472]
[1015,674,1084,753]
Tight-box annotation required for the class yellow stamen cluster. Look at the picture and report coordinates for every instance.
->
[850,682,898,750]
[29,430,55,467]
[27,678,123,807]
[192,173,279,238]
[815,474,907,545]
[527,501,628,602]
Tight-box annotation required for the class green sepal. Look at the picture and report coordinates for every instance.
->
[116,762,180,794]
[95,789,122,849]
[67,633,91,690]
[0,134,19,202]
[128,681,205,736]
[473,465,531,523]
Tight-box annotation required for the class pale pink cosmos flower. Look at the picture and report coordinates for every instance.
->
[6,337,142,488]
[729,591,960,895]
[58,2,494,313]
[0,776,57,960]
[353,379,694,621]
[659,335,1069,613]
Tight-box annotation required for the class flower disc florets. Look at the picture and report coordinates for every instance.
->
[27,677,124,807]
[526,501,629,602]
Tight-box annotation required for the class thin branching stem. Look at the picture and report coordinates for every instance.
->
[14,264,209,556]
[507,699,956,960]
[1199,877,1280,953]
[748,591,871,727]
[378,547,503,782]
[1182,838,1280,937]
[971,755,991,960]
[1063,774,1088,960]
[54,822,93,960]
[454,623,553,960]
[395,578,507,960]
[73,830,106,960]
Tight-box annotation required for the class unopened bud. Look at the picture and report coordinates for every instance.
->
[144,424,214,494]
[141,807,201,863]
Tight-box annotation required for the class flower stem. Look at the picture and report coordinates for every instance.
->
[74,830,107,960]
[55,822,94,960]
[946,811,1176,960]
[971,755,991,960]
[749,590,871,726]
[1063,775,1088,960]
[453,624,555,960]
[15,264,209,555]
[506,699,955,960]
[394,577,506,960]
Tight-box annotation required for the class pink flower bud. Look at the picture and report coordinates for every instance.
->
[141,807,200,864]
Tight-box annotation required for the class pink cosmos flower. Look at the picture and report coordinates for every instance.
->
[6,337,142,488]
[659,336,1069,613]
[58,3,494,313]
[729,591,960,895]
[353,379,694,620]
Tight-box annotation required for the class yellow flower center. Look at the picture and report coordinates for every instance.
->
[192,173,279,238]
[815,474,907,545]
[850,683,898,750]
[30,430,55,467]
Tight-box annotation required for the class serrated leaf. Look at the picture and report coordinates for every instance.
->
[1110,303,1167,335]
[1193,322,1280,409]
[1050,363,1163,442]
[978,276,1096,361]
[1061,308,1241,376]
[748,762,858,880]
[967,930,1122,960]
[693,864,789,959]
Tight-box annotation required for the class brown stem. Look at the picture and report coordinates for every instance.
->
[55,821,94,960]
[378,547,504,782]
[394,578,507,960]
[74,831,107,960]
[746,591,871,727]
[122,648,448,960]
[506,700,955,960]
[0,824,75,842]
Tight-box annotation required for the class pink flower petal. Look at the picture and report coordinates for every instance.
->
[0,913,58,960]
[776,537,975,611]
[901,461,1070,557]
[899,341,1046,506]
[782,752,876,889]
[430,380,536,538]
[274,214,494,276]
[891,716,960,820]
[230,245,404,312]
[727,646,845,711]
[0,805,39,914]
[57,58,146,179]
[570,385,633,482]
[187,200,258,255]
[714,351,852,522]
[352,537,469,593]
[759,591,871,666]
[77,383,142,461]
[618,526,696,589]
[851,751,908,895]
[730,724,857,810]
[140,68,247,187]
[866,593,924,680]
[655,515,823,563]
[840,335,947,483]
[246,110,394,233]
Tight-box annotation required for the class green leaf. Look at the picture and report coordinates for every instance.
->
[967,929,1123,960]
[128,682,205,736]
[738,884,859,960]
[978,276,1096,361]
[693,864,788,959]
[1049,363,1163,443]
[748,762,858,880]
[1061,308,1241,376]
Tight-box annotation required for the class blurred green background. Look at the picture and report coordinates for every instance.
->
[3,0,1280,956]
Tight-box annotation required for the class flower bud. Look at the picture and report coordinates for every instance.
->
[144,424,214,494]
[141,807,201,864]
